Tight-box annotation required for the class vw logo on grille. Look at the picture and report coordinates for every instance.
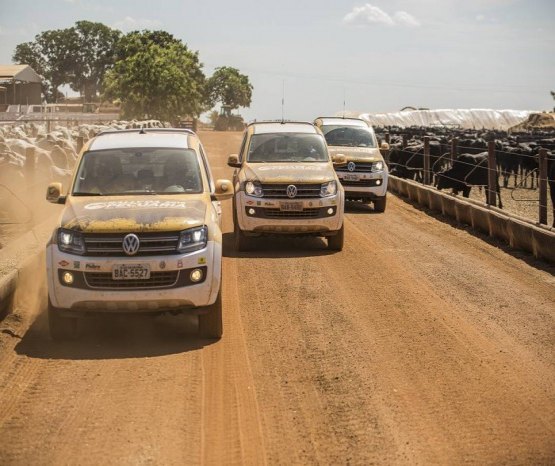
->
[286,185,298,198]
[347,161,356,172]
[122,233,140,256]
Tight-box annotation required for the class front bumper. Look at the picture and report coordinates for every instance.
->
[46,241,221,313]
[235,191,344,235]
[337,170,388,197]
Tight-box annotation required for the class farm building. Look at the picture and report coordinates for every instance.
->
[0,64,42,108]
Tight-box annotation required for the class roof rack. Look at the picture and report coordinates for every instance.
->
[95,128,196,137]
[314,116,365,122]
[246,120,315,127]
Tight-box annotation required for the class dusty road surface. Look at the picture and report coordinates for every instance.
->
[0,131,554,465]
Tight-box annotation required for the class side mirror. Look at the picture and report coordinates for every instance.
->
[332,154,347,165]
[46,182,66,204]
[213,179,234,201]
[227,154,241,168]
[380,142,390,151]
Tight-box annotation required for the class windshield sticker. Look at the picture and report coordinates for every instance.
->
[84,200,190,210]
[255,165,327,171]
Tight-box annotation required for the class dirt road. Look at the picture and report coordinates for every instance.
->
[0,131,553,465]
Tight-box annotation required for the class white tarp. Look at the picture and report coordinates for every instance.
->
[358,108,534,131]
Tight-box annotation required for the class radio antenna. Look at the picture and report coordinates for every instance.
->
[343,87,346,118]
[281,79,285,123]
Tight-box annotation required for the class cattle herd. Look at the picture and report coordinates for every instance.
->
[378,127,555,226]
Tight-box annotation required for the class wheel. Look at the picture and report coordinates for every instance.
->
[48,299,78,340]
[233,202,250,252]
[198,291,223,339]
[327,224,344,251]
[374,195,387,212]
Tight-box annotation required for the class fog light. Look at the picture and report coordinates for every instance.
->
[327,208,334,215]
[248,208,255,215]
[376,180,381,185]
[62,271,74,285]
[190,268,203,283]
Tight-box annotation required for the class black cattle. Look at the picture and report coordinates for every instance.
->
[497,145,521,188]
[388,140,448,182]
[436,152,503,208]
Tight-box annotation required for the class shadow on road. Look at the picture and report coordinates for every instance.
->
[222,232,336,259]
[15,310,216,361]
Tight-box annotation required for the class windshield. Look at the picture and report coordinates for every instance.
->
[247,133,328,163]
[321,125,377,148]
[72,148,203,195]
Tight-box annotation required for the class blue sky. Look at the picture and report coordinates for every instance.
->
[0,0,553,120]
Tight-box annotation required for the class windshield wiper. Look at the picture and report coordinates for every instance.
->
[72,192,102,196]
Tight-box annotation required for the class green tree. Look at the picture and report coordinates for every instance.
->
[13,29,74,102]
[205,66,253,111]
[115,30,180,61]
[103,32,205,121]
[69,21,121,101]
[13,21,120,102]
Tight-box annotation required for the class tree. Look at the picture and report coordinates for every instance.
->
[69,21,121,101]
[13,30,74,102]
[205,66,253,111]
[103,32,205,121]
[551,91,555,111]
[12,21,120,102]
[115,30,180,61]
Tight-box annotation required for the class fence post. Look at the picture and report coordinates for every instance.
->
[402,134,408,148]
[538,148,548,225]
[46,119,51,133]
[423,136,430,185]
[451,138,458,164]
[77,136,84,153]
[487,137,497,206]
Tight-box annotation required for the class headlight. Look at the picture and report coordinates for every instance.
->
[245,181,263,197]
[177,226,208,253]
[320,181,337,197]
[57,228,85,255]
[373,161,384,171]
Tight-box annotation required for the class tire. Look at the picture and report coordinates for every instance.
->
[374,195,387,212]
[198,291,223,339]
[233,203,250,252]
[327,224,344,251]
[48,299,78,341]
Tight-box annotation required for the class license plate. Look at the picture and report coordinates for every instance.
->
[279,201,304,212]
[112,264,151,280]
[343,174,360,181]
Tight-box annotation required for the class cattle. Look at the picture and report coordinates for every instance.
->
[436,152,503,208]
[388,140,449,183]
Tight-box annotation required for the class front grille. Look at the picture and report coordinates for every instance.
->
[260,183,322,198]
[85,271,179,289]
[264,208,321,218]
[83,232,179,256]
[341,179,382,187]
[336,163,375,172]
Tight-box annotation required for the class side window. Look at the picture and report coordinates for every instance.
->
[238,132,248,162]
[199,144,215,192]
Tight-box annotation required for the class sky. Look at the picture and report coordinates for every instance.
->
[0,0,554,121]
